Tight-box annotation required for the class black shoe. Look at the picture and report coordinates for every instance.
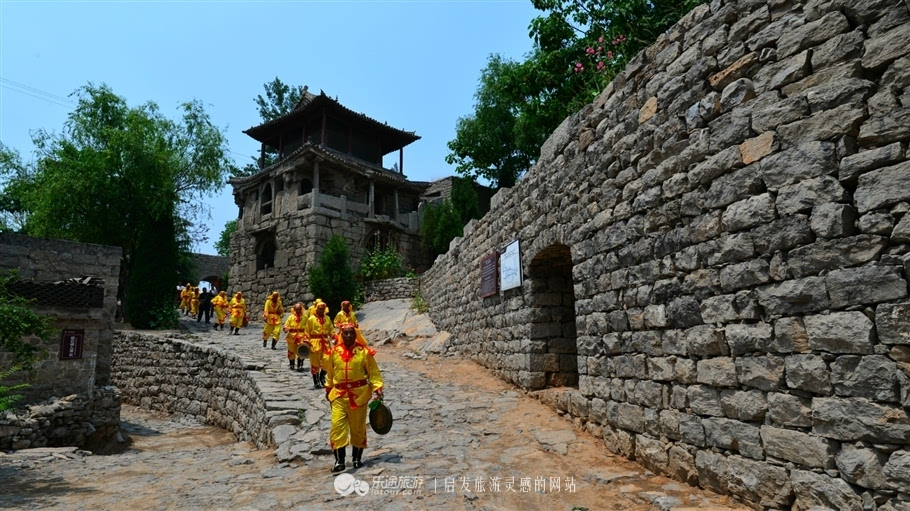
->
[313,374,321,389]
[319,370,327,387]
[352,447,363,468]
[332,448,346,472]
[289,361,295,371]
[271,339,277,350]
[263,339,267,348]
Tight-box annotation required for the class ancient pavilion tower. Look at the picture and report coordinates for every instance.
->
[228,88,430,306]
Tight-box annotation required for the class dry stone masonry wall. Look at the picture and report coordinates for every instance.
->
[112,332,274,447]
[422,0,910,508]
[363,277,418,302]
[0,387,121,451]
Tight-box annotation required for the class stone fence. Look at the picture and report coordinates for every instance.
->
[422,0,910,508]
[111,331,275,447]
[363,277,418,302]
[0,387,122,452]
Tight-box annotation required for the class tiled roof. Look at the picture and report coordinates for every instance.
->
[243,89,419,152]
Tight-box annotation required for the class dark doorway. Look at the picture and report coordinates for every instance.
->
[255,234,277,271]
[527,244,577,388]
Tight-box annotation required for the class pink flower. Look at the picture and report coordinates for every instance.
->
[596,61,604,71]
[598,46,602,52]
[586,47,595,55]
[598,36,604,43]
[607,50,614,60]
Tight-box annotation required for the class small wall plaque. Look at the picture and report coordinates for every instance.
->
[480,252,499,298]
[60,329,84,360]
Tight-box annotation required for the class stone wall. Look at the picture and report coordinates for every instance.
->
[0,387,121,451]
[363,277,418,302]
[111,331,274,447]
[0,233,121,403]
[422,0,910,508]
[229,196,424,310]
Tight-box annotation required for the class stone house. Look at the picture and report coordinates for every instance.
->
[228,89,432,306]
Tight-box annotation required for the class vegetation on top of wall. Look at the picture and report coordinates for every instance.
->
[358,247,404,281]
[447,0,708,188]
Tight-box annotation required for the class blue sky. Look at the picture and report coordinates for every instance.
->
[0,0,540,254]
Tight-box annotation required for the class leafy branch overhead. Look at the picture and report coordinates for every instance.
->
[232,77,305,178]
[447,0,707,189]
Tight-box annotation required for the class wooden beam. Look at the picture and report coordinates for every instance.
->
[347,125,353,154]
[260,143,266,169]
[399,148,403,174]
[279,133,284,159]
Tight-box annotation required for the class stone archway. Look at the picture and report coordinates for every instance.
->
[527,243,577,389]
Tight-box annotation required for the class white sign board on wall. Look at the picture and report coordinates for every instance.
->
[500,240,522,291]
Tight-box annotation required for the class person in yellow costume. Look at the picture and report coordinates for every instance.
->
[180,283,193,315]
[190,287,200,317]
[229,291,247,335]
[332,300,368,348]
[326,324,383,472]
[261,291,284,349]
[283,302,309,373]
[308,298,330,318]
[306,301,334,388]
[211,290,229,330]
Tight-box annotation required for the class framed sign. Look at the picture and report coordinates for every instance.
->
[480,252,499,298]
[500,240,523,291]
[60,329,84,360]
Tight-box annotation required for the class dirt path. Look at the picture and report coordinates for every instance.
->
[0,315,748,510]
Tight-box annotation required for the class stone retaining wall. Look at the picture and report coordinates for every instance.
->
[363,277,418,302]
[0,386,121,452]
[111,331,275,447]
[422,0,910,508]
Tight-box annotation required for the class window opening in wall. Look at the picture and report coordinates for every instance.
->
[260,183,273,215]
[276,178,285,193]
[527,243,577,390]
[255,233,277,271]
[300,178,314,195]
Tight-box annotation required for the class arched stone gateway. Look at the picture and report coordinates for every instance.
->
[422,1,910,508]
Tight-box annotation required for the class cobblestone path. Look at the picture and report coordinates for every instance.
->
[1,310,746,510]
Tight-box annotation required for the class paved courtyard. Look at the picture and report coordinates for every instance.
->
[1,305,747,510]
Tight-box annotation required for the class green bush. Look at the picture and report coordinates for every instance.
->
[308,235,358,313]
[358,248,403,281]
[411,289,429,315]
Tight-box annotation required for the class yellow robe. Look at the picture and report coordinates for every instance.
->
[262,298,284,340]
[211,295,229,324]
[326,343,384,449]
[283,311,307,361]
[191,290,200,316]
[229,296,247,328]
[306,313,335,374]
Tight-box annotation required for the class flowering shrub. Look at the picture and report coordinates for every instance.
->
[572,34,629,101]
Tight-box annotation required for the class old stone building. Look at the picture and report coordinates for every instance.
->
[0,233,122,450]
[229,89,431,306]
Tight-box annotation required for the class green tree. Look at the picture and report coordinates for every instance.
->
[308,235,357,313]
[0,270,56,411]
[448,0,706,188]
[215,219,237,258]
[450,177,482,225]
[0,83,231,326]
[232,77,305,178]
[421,200,464,259]
[126,213,181,329]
